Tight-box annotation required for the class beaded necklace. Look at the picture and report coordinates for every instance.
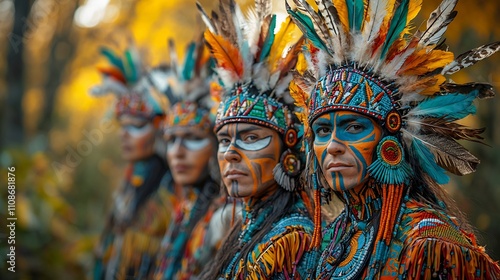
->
[316,182,384,279]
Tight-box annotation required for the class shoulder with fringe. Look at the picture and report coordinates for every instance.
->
[391,200,500,279]
[245,208,315,279]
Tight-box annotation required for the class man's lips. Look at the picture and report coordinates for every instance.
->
[224,169,247,179]
[326,162,352,172]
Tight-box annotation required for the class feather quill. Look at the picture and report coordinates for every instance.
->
[442,41,500,75]
[196,2,216,33]
[204,30,244,80]
[333,0,350,30]
[380,0,409,59]
[407,92,478,120]
[408,117,485,143]
[346,0,366,31]
[414,134,479,176]
[286,2,330,54]
[100,47,125,73]
[419,0,457,46]
[403,129,450,184]
[269,17,302,73]
[441,82,495,99]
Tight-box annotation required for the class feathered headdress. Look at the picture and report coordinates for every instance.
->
[197,0,305,191]
[288,0,500,186]
[160,38,215,132]
[287,0,500,255]
[91,45,167,121]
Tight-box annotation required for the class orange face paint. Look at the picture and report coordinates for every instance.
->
[216,123,282,200]
[312,111,382,192]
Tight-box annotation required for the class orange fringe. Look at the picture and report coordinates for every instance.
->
[402,238,500,280]
[247,228,312,279]
[375,184,404,247]
[311,189,322,249]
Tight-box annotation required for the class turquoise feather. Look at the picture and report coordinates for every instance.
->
[182,42,196,80]
[380,0,409,58]
[411,137,449,184]
[100,47,125,74]
[347,0,365,31]
[259,14,277,62]
[286,3,329,53]
[411,91,478,120]
[124,50,138,83]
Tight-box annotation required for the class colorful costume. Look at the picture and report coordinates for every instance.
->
[197,0,317,278]
[288,0,500,278]
[90,46,172,280]
[152,39,230,280]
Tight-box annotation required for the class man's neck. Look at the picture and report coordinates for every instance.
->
[340,180,382,222]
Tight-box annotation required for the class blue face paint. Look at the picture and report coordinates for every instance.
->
[312,111,382,192]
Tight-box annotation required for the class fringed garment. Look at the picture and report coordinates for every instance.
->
[221,197,317,279]
[315,183,500,279]
[93,155,172,280]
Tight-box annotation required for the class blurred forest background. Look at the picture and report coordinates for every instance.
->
[0,0,499,279]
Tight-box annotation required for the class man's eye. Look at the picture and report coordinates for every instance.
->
[315,127,331,137]
[219,138,231,145]
[346,124,364,133]
[244,135,259,142]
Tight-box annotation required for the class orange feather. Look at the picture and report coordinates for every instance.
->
[204,30,244,79]
[97,66,126,84]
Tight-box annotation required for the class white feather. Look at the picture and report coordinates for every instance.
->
[363,0,388,44]
[419,0,457,46]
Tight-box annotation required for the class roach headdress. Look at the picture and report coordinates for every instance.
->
[160,38,215,133]
[198,0,306,192]
[91,44,168,121]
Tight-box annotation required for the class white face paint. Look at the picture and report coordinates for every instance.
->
[165,127,215,186]
[167,137,211,152]
[218,136,272,153]
[122,123,154,137]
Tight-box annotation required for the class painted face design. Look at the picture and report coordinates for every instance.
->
[216,123,282,200]
[165,126,214,186]
[312,111,382,192]
[119,114,156,162]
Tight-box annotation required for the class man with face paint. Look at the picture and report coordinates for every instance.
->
[90,46,172,280]
[288,0,500,278]
[152,39,231,280]
[197,1,317,279]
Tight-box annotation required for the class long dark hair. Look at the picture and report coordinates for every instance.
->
[200,187,297,278]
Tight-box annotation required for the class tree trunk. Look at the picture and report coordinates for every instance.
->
[1,0,33,148]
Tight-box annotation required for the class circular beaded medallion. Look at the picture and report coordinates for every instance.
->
[385,110,402,134]
[378,138,403,166]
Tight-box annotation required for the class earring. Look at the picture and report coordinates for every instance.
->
[273,127,302,191]
[367,136,411,185]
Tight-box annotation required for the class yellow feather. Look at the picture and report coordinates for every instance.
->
[402,0,422,36]
[269,17,302,73]
[203,30,243,78]
[289,81,309,109]
[407,0,422,24]
[398,49,454,76]
[333,0,350,30]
